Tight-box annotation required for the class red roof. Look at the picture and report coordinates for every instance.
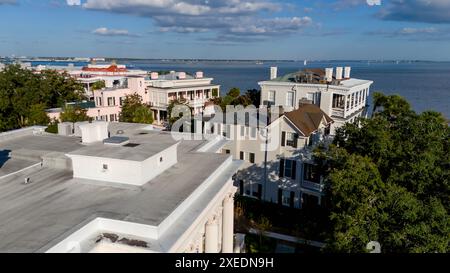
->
[82,65,128,73]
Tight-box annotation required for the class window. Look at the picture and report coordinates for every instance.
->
[253,184,262,199]
[285,160,293,178]
[224,125,231,138]
[240,126,245,138]
[304,163,320,183]
[279,159,297,179]
[224,149,231,154]
[240,151,245,160]
[98,97,102,107]
[108,97,115,106]
[102,164,108,171]
[286,132,296,147]
[268,91,276,103]
[282,195,291,207]
[249,153,255,164]
[250,128,257,139]
[286,92,294,107]
[307,93,314,102]
[119,97,125,106]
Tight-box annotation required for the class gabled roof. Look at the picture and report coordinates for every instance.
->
[284,104,333,137]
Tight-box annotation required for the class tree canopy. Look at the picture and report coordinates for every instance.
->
[167,98,192,126]
[91,80,105,91]
[210,88,259,111]
[316,92,449,253]
[119,93,154,124]
[60,105,91,123]
[0,65,85,132]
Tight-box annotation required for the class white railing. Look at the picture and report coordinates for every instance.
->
[331,108,345,118]
[302,180,324,192]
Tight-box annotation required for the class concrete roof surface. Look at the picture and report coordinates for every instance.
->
[0,125,233,252]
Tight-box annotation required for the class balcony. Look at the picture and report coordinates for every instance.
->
[187,98,208,107]
[302,180,324,192]
[331,108,345,118]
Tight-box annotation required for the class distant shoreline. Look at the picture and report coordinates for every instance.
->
[0,57,447,64]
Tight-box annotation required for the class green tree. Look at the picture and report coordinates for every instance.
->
[131,105,154,124]
[320,147,385,252]
[245,89,261,106]
[208,87,255,111]
[0,65,86,132]
[167,98,192,126]
[60,105,91,123]
[119,93,154,124]
[317,93,449,253]
[91,80,106,91]
[27,103,50,126]
[227,87,241,98]
[212,88,219,97]
[254,216,273,247]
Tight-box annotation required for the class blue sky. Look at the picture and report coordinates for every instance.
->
[1,0,450,60]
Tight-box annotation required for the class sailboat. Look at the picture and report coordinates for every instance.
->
[304,60,308,66]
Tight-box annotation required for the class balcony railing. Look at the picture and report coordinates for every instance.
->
[332,108,345,118]
[302,180,324,192]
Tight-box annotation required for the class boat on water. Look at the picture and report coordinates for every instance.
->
[255,61,264,65]
[304,60,308,66]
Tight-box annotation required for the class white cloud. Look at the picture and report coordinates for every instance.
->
[77,0,312,41]
[66,0,81,6]
[92,27,134,36]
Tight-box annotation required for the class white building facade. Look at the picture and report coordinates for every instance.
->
[201,104,333,209]
[259,67,373,135]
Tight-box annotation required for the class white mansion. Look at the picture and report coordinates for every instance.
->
[202,67,373,208]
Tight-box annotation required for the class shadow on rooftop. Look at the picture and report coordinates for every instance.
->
[0,150,11,168]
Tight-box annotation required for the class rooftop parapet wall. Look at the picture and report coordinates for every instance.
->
[0,126,46,143]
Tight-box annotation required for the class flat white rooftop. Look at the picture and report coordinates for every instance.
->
[0,123,239,252]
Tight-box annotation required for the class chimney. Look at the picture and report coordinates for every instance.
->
[336,67,343,80]
[150,72,159,80]
[344,67,351,79]
[270,67,278,80]
[195,71,204,78]
[325,68,333,83]
[178,72,186,80]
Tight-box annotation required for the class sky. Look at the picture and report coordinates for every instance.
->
[1,0,450,60]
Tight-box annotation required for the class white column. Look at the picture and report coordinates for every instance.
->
[222,193,234,253]
[205,217,219,253]
[344,96,348,118]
